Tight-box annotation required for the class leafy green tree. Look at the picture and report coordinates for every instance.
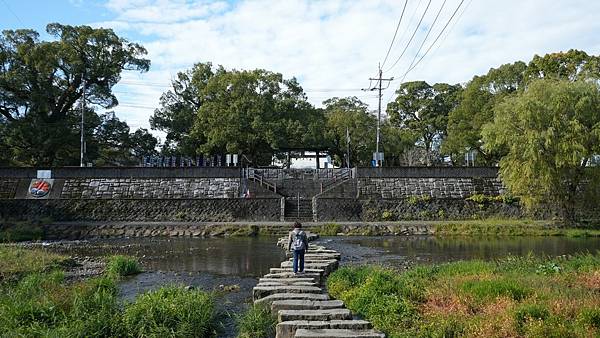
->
[0,23,149,165]
[323,97,376,167]
[189,68,320,165]
[95,113,132,166]
[443,62,527,165]
[444,50,600,165]
[150,63,220,155]
[387,81,461,165]
[482,79,600,222]
[130,128,158,159]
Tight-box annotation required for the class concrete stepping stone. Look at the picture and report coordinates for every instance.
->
[280,261,338,275]
[278,309,352,322]
[263,272,321,284]
[275,320,372,338]
[271,299,344,315]
[257,281,317,287]
[259,277,317,284]
[253,285,323,301]
[269,268,325,276]
[254,293,329,305]
[294,329,385,338]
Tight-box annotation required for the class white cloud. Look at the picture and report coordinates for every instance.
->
[94,0,600,135]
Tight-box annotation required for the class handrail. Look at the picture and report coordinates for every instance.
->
[320,168,353,193]
[247,170,277,194]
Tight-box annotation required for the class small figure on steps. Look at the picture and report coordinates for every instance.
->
[287,221,309,274]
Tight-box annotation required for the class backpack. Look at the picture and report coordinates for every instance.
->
[292,231,306,250]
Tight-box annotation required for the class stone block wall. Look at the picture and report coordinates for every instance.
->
[0,198,280,222]
[358,177,505,199]
[60,178,239,199]
[0,179,18,199]
[314,198,524,222]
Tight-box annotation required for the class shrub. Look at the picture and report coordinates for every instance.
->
[319,223,342,236]
[123,285,219,337]
[236,303,277,338]
[381,210,395,221]
[515,303,550,328]
[105,255,142,277]
[0,221,44,242]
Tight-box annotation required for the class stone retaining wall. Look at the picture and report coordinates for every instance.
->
[358,177,504,198]
[60,178,239,199]
[0,179,18,199]
[314,198,524,222]
[0,198,280,222]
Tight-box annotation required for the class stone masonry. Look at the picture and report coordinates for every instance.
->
[358,177,505,198]
[60,178,239,199]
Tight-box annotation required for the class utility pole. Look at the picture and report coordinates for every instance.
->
[80,80,86,167]
[346,126,350,169]
[365,63,393,167]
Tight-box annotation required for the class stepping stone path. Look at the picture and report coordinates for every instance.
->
[253,232,385,338]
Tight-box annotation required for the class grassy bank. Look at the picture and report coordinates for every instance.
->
[317,219,600,237]
[236,303,277,338]
[328,254,600,337]
[0,247,222,337]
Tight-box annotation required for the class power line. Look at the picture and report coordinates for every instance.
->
[381,0,409,69]
[383,0,433,73]
[398,0,466,82]
[1,0,24,26]
[403,0,448,76]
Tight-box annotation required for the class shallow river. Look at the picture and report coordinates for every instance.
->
[46,235,600,337]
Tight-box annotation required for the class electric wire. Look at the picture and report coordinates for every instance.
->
[398,0,466,83]
[380,0,409,69]
[383,0,432,73]
[1,0,24,26]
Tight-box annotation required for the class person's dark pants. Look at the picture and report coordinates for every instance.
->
[293,249,305,273]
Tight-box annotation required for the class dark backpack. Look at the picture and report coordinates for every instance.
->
[292,231,306,250]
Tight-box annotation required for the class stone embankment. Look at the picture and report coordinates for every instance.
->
[252,233,385,338]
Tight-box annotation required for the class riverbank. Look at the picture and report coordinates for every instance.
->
[8,219,596,240]
[327,253,600,337]
[0,247,226,337]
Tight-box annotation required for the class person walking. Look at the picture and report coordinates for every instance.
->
[287,221,309,274]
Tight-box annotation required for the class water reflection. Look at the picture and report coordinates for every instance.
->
[331,236,600,264]
[50,237,287,277]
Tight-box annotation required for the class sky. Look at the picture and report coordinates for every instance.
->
[2,0,600,140]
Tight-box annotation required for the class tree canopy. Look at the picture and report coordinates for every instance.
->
[0,23,151,166]
[482,79,600,221]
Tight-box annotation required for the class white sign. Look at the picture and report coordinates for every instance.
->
[37,170,52,179]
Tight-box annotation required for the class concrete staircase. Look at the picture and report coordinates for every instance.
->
[284,198,313,222]
[252,233,385,338]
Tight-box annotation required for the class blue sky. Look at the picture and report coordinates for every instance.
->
[2,0,600,139]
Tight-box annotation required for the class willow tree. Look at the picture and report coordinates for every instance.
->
[482,79,600,222]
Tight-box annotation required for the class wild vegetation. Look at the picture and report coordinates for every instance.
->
[236,303,277,338]
[0,247,222,337]
[328,253,600,337]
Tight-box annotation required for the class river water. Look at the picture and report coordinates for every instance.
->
[45,235,600,337]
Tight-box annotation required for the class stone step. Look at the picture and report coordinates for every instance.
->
[275,320,372,338]
[259,277,317,284]
[269,268,325,276]
[271,299,344,315]
[258,281,317,287]
[287,257,339,263]
[253,285,323,301]
[263,272,321,284]
[294,329,385,338]
[278,309,352,322]
[254,293,329,305]
[280,261,338,275]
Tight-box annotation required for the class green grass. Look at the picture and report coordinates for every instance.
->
[0,247,223,337]
[0,221,45,242]
[105,255,142,277]
[432,219,600,237]
[123,285,220,337]
[236,303,277,338]
[328,253,600,337]
[0,246,68,281]
[318,223,342,236]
